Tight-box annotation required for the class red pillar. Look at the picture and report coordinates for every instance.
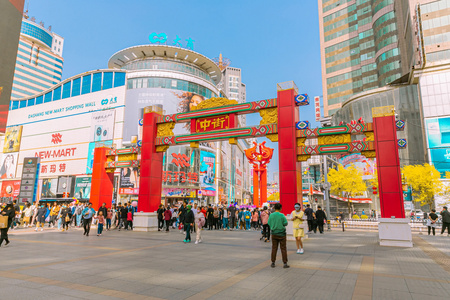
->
[260,168,267,208]
[138,111,164,212]
[90,147,114,210]
[373,115,405,218]
[253,169,260,207]
[277,88,302,214]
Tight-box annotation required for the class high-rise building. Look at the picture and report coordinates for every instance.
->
[0,0,25,131]
[10,16,64,100]
[318,0,411,116]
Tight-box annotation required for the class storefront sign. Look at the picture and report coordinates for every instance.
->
[192,115,235,133]
[149,32,195,50]
[119,188,139,195]
[18,157,40,203]
[163,171,198,183]
[163,188,196,198]
[314,96,321,121]
[200,189,215,197]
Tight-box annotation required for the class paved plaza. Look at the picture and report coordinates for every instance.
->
[0,227,449,300]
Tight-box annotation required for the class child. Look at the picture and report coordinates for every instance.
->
[96,211,105,236]
[127,210,133,230]
[106,209,112,230]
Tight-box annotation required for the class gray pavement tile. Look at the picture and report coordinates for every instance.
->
[373,288,413,300]
[139,285,184,298]
[405,278,450,296]
[93,278,150,293]
[410,292,444,300]
[331,291,353,300]
[293,287,334,300]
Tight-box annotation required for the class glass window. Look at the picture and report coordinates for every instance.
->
[19,100,27,108]
[103,72,113,90]
[44,91,52,103]
[27,98,35,107]
[72,77,81,97]
[36,95,43,104]
[92,72,102,92]
[62,81,71,99]
[114,72,126,87]
[53,86,61,101]
[12,101,19,110]
[81,74,91,95]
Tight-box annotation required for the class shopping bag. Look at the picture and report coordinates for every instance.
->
[0,215,8,229]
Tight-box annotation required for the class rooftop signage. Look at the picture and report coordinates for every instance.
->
[149,32,195,50]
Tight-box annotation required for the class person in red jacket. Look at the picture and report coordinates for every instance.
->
[164,206,172,232]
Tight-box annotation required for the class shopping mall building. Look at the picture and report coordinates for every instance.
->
[0,44,253,206]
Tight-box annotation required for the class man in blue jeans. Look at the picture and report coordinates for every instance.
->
[81,203,95,236]
[222,207,229,230]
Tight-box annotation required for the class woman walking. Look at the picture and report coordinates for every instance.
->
[23,203,33,228]
[0,201,15,247]
[427,209,438,236]
[60,204,71,231]
[35,204,46,231]
[194,209,205,244]
[97,211,105,236]
[251,209,259,230]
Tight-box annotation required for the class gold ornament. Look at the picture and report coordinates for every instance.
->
[259,108,278,125]
[156,145,169,152]
[297,138,306,147]
[191,97,238,110]
[364,132,374,141]
[317,134,351,145]
[361,150,376,158]
[372,105,395,117]
[157,122,175,137]
[266,134,278,142]
[297,155,311,162]
[190,142,199,148]
[229,138,237,145]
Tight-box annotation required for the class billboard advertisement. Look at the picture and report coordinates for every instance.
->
[425,117,450,175]
[199,150,216,196]
[338,153,376,180]
[0,180,21,198]
[120,167,139,189]
[0,152,18,179]
[40,178,58,198]
[6,86,126,178]
[90,110,115,142]
[124,88,209,140]
[74,177,91,199]
[86,140,113,174]
[3,125,23,153]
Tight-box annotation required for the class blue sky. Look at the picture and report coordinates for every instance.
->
[26,0,323,180]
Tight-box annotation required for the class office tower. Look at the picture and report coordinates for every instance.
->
[10,16,64,100]
[318,0,411,116]
[0,0,25,131]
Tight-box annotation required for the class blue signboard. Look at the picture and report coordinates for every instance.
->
[425,117,450,175]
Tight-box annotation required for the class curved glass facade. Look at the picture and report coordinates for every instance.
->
[122,59,214,84]
[20,21,53,48]
[127,77,216,99]
[332,85,424,166]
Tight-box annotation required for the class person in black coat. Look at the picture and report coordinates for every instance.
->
[1,201,15,247]
[183,205,195,243]
[314,206,327,234]
[157,204,165,231]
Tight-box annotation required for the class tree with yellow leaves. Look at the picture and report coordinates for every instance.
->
[402,164,443,207]
[327,164,367,216]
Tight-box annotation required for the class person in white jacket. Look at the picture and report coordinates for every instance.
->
[194,209,205,244]
[23,203,33,227]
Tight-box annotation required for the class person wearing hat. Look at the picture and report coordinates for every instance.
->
[441,206,450,236]
[183,205,195,243]
[0,201,15,247]
[291,203,304,254]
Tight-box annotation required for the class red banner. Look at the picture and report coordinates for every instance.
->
[191,114,236,133]
[0,180,21,198]
[119,188,139,195]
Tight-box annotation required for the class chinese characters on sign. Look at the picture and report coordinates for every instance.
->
[314,96,321,122]
[149,33,195,50]
[41,163,66,174]
[163,171,198,183]
[193,115,234,133]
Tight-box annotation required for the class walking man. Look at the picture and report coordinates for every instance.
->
[82,203,95,236]
[304,204,314,233]
[228,204,236,231]
[268,203,289,268]
[315,206,327,234]
[441,206,450,236]
[291,203,304,254]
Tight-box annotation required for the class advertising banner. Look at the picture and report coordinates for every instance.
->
[314,96,321,121]
[41,178,58,198]
[120,167,139,189]
[119,188,139,195]
[0,152,18,179]
[163,188,196,198]
[199,150,216,196]
[3,125,23,153]
[425,117,450,175]
[86,140,113,174]
[90,110,115,142]
[74,177,91,199]
[0,180,21,198]
[338,153,376,180]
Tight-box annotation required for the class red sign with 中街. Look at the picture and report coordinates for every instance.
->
[191,114,237,133]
